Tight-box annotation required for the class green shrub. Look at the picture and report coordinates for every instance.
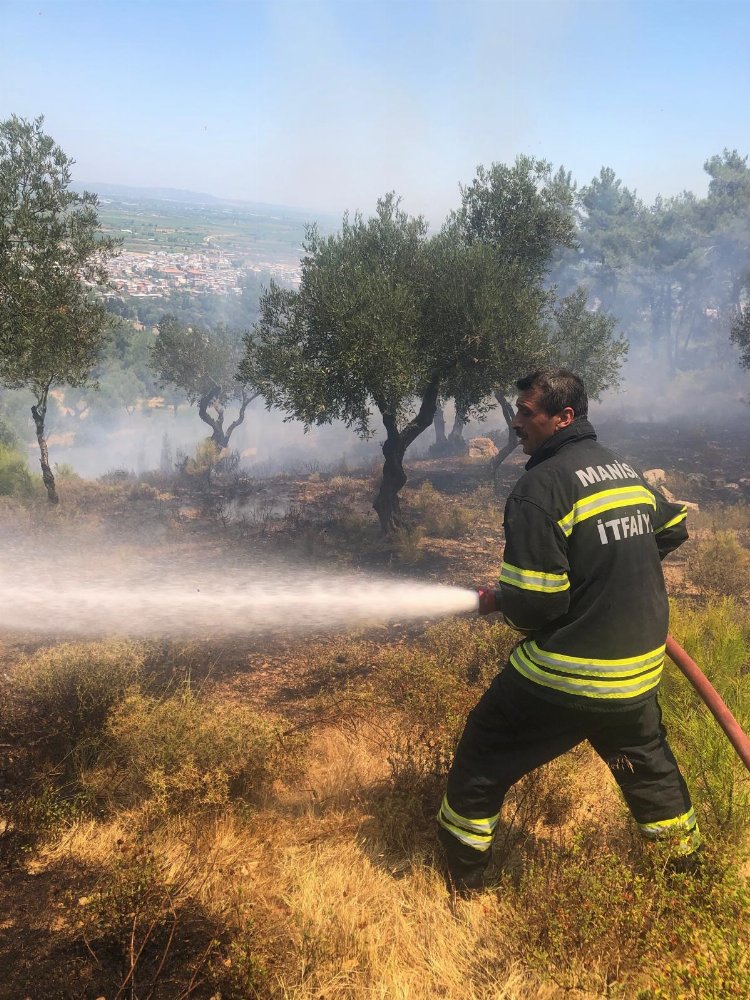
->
[53,462,79,479]
[0,442,34,497]
[495,836,750,999]
[103,684,305,814]
[11,640,145,761]
[332,509,374,551]
[184,439,223,480]
[471,482,500,512]
[505,840,658,994]
[686,530,750,598]
[641,868,750,999]
[663,598,750,841]
[365,619,515,850]
[412,482,477,538]
[98,468,135,484]
[390,523,425,564]
[371,618,514,775]
[443,504,476,539]
[0,414,18,447]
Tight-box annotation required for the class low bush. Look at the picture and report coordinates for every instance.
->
[503,839,658,994]
[98,468,135,484]
[0,442,34,498]
[184,439,223,481]
[54,462,79,479]
[128,481,159,500]
[494,835,750,999]
[102,684,305,814]
[642,868,750,999]
[412,482,477,539]
[471,482,502,513]
[390,523,425,564]
[685,530,750,598]
[11,640,145,764]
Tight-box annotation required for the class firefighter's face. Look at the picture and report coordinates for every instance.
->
[512,388,573,455]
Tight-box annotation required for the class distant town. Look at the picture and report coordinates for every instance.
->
[106,247,301,299]
[90,185,331,299]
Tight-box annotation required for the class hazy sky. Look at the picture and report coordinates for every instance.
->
[2,0,749,223]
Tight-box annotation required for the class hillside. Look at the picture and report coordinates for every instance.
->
[0,432,749,999]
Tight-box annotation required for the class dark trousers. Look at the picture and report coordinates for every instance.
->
[438,666,698,874]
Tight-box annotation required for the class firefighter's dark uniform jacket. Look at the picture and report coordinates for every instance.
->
[437,417,698,878]
[499,417,687,710]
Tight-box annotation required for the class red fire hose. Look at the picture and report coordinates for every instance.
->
[665,634,750,774]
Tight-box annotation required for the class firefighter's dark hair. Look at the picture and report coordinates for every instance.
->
[516,368,588,418]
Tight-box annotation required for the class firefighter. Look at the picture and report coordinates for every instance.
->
[438,368,700,892]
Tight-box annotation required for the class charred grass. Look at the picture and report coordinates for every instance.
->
[1,463,750,998]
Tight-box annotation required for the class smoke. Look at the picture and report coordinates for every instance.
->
[21,396,384,480]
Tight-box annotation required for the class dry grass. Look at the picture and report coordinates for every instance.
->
[3,467,750,999]
[8,673,750,999]
[32,727,568,1000]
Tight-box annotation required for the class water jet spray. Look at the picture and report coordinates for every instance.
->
[0,557,480,638]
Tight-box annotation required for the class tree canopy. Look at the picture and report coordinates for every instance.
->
[0,114,119,501]
[150,315,257,448]
[240,160,578,531]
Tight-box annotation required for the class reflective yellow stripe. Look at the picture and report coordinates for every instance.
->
[638,810,701,855]
[510,645,663,699]
[437,796,498,852]
[439,795,499,836]
[654,507,687,534]
[499,561,570,594]
[557,486,656,537]
[638,808,697,838]
[436,816,493,851]
[526,640,665,679]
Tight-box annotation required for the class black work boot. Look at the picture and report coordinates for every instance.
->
[665,848,703,877]
[441,859,490,897]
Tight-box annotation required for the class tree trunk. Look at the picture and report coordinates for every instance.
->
[433,403,447,449]
[31,384,58,504]
[490,390,519,487]
[373,376,441,533]
[448,410,468,454]
[665,285,675,374]
[430,402,467,457]
[373,416,407,533]
[198,388,226,447]
[198,388,258,450]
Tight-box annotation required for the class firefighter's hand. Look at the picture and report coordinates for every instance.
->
[477,588,501,615]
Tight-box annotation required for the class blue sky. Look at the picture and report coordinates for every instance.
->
[1,0,749,223]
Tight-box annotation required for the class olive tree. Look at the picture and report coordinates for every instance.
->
[149,315,258,448]
[0,115,119,502]
[241,161,575,532]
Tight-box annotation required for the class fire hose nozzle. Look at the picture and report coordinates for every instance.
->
[477,588,501,615]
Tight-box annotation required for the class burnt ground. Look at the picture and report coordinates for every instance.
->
[597,417,750,501]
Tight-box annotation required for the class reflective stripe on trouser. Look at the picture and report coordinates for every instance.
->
[637,808,701,856]
[437,794,499,852]
[439,665,698,874]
